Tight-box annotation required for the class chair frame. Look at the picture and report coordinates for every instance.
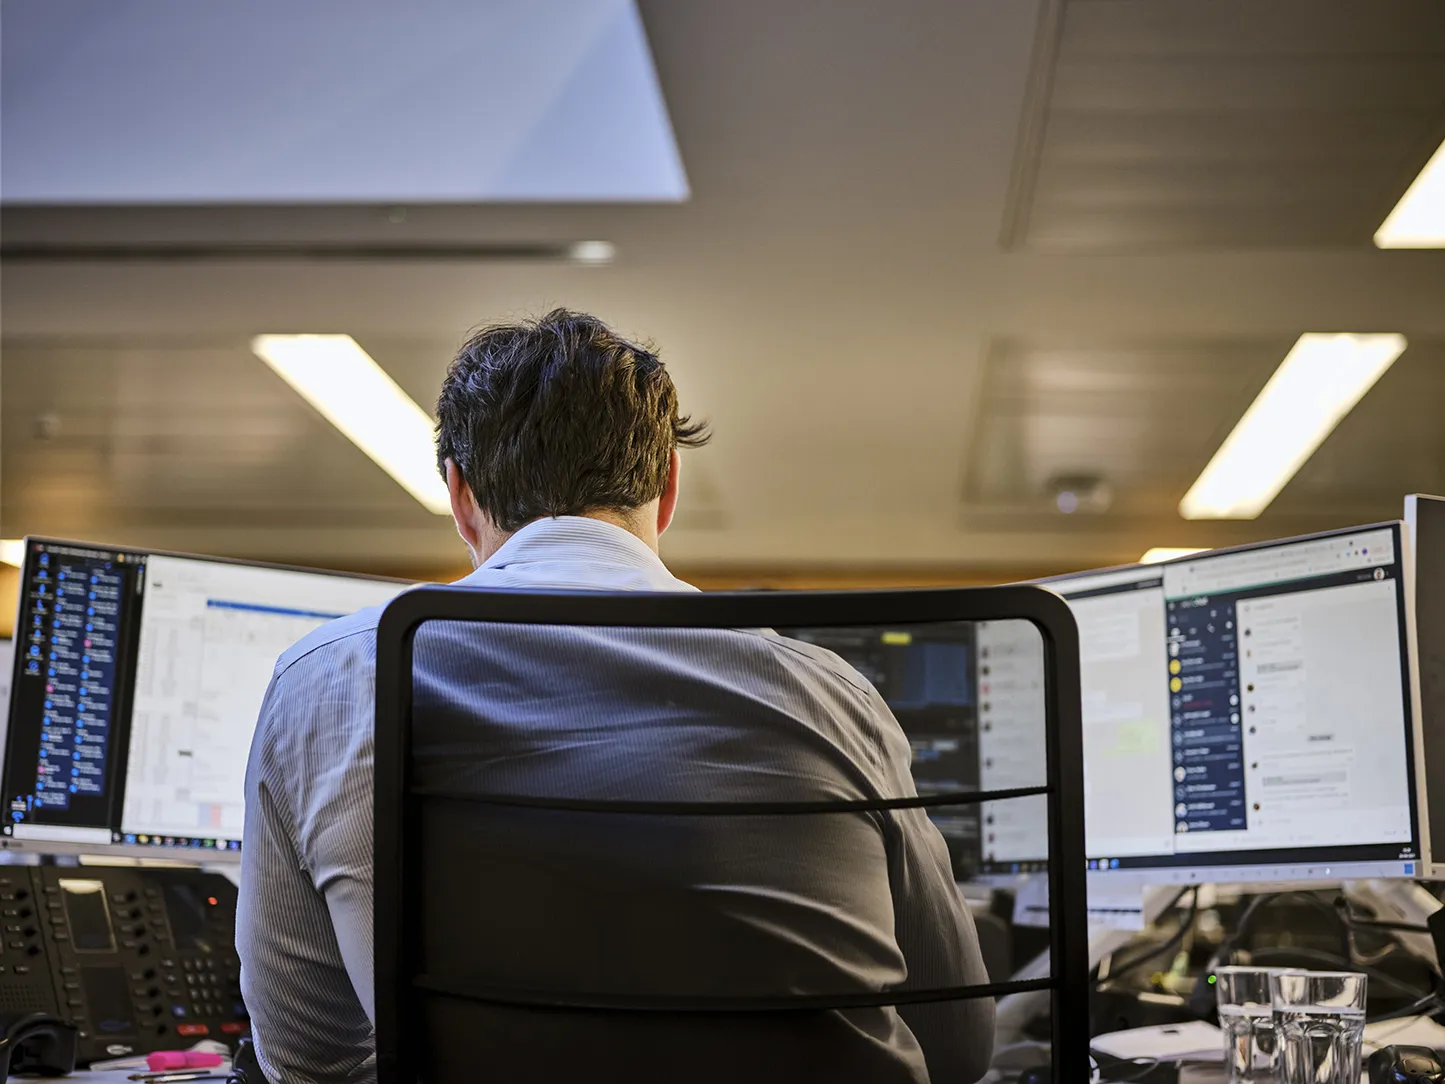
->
[374,586,1087,1080]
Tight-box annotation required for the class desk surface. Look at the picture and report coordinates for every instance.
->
[57,1067,228,1083]
[47,1074,225,1084]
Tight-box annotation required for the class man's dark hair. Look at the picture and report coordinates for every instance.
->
[435,309,710,532]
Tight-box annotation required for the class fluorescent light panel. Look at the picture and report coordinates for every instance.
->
[569,240,616,264]
[1140,547,1206,565]
[1,539,24,567]
[251,335,451,514]
[1375,138,1445,248]
[1179,333,1406,520]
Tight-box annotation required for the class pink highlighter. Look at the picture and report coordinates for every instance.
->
[146,1051,226,1071]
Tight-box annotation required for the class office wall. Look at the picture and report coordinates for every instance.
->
[0,566,16,638]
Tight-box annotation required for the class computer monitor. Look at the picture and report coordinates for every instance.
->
[1037,564,1174,873]
[1048,522,1421,884]
[1405,494,1445,879]
[0,638,12,761]
[781,619,1049,882]
[3,538,408,861]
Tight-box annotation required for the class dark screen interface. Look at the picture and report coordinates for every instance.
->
[163,882,213,952]
[61,878,117,953]
[4,544,147,839]
[4,538,396,857]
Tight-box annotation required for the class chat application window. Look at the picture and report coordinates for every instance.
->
[1163,529,1413,854]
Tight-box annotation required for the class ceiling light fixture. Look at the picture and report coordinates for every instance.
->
[251,335,451,514]
[1375,138,1445,248]
[0,539,24,567]
[1139,547,1205,565]
[1179,333,1406,520]
[568,240,616,265]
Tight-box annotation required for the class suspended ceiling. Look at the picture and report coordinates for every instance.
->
[3,0,1444,576]
[1003,0,1445,250]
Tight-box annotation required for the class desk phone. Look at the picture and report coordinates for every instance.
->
[0,866,247,1064]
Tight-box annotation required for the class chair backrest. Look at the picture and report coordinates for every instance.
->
[373,586,1087,1082]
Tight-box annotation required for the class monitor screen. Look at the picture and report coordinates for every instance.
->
[1048,523,1421,884]
[1041,565,1174,866]
[3,538,408,859]
[781,619,1049,881]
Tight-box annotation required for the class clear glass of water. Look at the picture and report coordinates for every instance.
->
[1270,970,1367,1084]
[1215,966,1282,1083]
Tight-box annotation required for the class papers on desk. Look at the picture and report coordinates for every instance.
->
[1086,880,1150,931]
[1012,875,1051,928]
[1092,1016,1445,1077]
[1091,1021,1224,1063]
[1364,1014,1445,1053]
[1011,873,1148,931]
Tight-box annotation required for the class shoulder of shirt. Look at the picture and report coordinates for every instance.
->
[755,630,879,702]
[271,603,385,682]
[267,588,883,712]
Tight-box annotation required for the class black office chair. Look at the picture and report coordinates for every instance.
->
[372,587,1088,1083]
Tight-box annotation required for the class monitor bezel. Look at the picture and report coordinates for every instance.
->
[4,534,412,864]
[1405,495,1445,880]
[1036,561,1160,591]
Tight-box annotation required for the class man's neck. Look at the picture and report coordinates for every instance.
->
[472,509,658,567]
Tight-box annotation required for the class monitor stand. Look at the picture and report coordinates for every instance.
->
[996,884,1178,1046]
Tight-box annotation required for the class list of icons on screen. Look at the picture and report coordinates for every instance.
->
[1000,861,1048,874]
[114,832,240,851]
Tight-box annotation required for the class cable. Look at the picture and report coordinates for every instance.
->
[1096,887,1194,986]
[1347,917,1432,933]
[1240,891,1348,947]
[1245,946,1433,1003]
[1194,891,1334,988]
[1188,890,1409,1020]
[1095,888,1198,989]
[1332,896,1430,934]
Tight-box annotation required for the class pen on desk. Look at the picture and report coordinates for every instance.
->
[126,1072,229,1083]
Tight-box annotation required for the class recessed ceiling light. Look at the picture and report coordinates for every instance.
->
[251,335,451,515]
[568,240,616,265]
[1179,333,1406,520]
[1375,138,1445,248]
[0,539,24,567]
[1139,547,1206,565]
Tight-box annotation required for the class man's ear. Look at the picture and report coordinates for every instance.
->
[445,459,483,553]
[657,449,681,536]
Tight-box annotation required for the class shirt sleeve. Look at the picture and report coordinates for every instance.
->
[237,663,377,1084]
[871,690,996,1083]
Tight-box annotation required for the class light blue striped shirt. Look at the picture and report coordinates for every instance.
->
[238,517,993,1083]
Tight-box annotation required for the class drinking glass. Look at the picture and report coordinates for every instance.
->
[1270,970,1367,1084]
[1214,966,1281,1083]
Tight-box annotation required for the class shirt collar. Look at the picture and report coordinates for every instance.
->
[457,515,692,591]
